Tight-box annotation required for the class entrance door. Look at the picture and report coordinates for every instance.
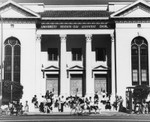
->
[94,75,107,93]
[70,74,82,96]
[46,74,58,95]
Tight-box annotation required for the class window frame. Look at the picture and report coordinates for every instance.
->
[131,36,149,85]
[95,48,106,61]
[4,37,21,83]
[71,48,82,61]
[48,48,58,61]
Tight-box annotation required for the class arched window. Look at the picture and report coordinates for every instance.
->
[4,37,21,83]
[131,36,148,85]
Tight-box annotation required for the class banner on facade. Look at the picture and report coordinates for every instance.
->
[38,22,114,29]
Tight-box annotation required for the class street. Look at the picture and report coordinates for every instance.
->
[1,113,150,122]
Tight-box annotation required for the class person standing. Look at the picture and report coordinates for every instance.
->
[94,92,99,104]
[24,101,29,113]
[61,96,65,112]
[58,97,62,112]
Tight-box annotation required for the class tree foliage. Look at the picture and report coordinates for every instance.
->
[133,85,150,103]
[2,80,23,105]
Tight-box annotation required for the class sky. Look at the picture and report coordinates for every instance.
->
[0,0,143,5]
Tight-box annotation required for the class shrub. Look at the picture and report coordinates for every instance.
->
[133,85,150,103]
[2,80,23,105]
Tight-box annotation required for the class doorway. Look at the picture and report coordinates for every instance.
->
[70,74,83,96]
[46,74,59,95]
[94,74,107,93]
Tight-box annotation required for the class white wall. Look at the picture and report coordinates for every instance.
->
[115,22,150,106]
[1,23,37,110]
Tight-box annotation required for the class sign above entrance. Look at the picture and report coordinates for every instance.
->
[37,21,115,29]
[41,24,110,29]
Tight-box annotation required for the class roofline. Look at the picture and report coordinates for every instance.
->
[111,16,150,19]
[0,0,41,18]
[41,17,109,20]
[108,2,133,5]
[44,4,107,7]
[19,3,44,5]
[44,5,108,11]
[0,16,40,19]
[111,0,150,18]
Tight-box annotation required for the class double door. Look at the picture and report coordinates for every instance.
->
[46,75,58,95]
[70,74,82,96]
[94,75,107,93]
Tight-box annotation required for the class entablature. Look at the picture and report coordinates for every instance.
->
[36,19,115,29]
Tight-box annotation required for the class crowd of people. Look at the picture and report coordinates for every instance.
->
[2,90,150,115]
[0,101,27,115]
[0,90,125,115]
[30,90,123,114]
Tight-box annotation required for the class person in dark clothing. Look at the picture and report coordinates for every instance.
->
[78,98,85,111]
[94,92,99,101]
[60,96,65,112]
[45,97,53,113]
[105,101,111,110]
[39,102,44,113]
[15,101,21,116]
[32,95,38,108]
[45,90,50,99]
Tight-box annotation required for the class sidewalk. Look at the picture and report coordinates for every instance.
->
[26,110,150,117]
[25,107,129,116]
[26,111,129,116]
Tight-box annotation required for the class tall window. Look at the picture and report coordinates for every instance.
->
[48,48,58,61]
[95,48,106,61]
[72,48,82,61]
[4,37,21,83]
[131,36,148,85]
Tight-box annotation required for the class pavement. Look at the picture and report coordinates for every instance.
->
[26,111,129,116]
[25,110,150,117]
[2,105,150,117]
[0,104,131,117]
[24,107,130,116]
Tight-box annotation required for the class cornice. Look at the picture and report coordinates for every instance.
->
[37,19,115,29]
[114,18,150,23]
[0,18,39,24]
[38,19,112,24]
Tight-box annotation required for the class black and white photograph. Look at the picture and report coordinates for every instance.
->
[1,0,150,121]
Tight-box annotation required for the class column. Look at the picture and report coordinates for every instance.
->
[111,33,116,99]
[60,34,67,97]
[35,34,43,96]
[85,34,94,97]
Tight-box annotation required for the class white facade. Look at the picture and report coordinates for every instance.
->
[0,0,150,109]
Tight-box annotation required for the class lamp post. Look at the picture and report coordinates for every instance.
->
[0,15,3,108]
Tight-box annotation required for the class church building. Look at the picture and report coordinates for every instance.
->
[0,0,150,108]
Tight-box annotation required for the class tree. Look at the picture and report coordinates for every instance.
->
[2,80,23,105]
[133,85,150,103]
